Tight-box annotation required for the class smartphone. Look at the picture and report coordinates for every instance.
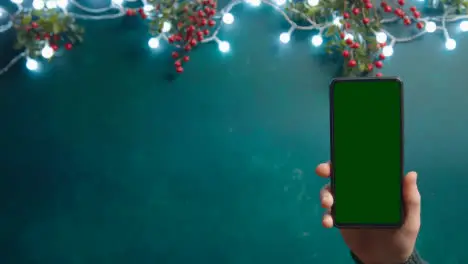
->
[329,77,404,228]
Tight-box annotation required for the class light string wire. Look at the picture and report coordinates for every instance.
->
[0,0,467,76]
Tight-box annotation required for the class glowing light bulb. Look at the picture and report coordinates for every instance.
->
[375,32,387,44]
[144,5,154,12]
[460,21,468,32]
[425,21,436,33]
[311,35,323,46]
[26,58,39,71]
[112,0,124,5]
[11,0,23,4]
[57,0,68,8]
[162,22,171,33]
[333,17,341,26]
[307,0,319,6]
[222,13,234,25]
[41,45,54,59]
[218,41,230,53]
[445,38,456,50]
[33,0,45,9]
[246,0,261,7]
[382,46,393,57]
[279,32,290,44]
[276,0,286,5]
[148,37,159,49]
[46,1,57,8]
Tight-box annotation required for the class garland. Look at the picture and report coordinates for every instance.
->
[0,0,467,77]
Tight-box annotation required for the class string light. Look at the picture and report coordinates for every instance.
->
[460,21,468,32]
[426,21,437,33]
[218,40,230,53]
[311,35,323,47]
[307,0,319,7]
[0,0,467,75]
[41,45,54,59]
[25,58,39,71]
[148,37,160,49]
[161,22,171,33]
[375,32,387,44]
[222,13,234,24]
[382,46,393,57]
[46,1,57,9]
[279,32,290,44]
[445,38,456,50]
[32,0,45,10]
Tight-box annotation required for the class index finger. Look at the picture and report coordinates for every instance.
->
[315,162,331,178]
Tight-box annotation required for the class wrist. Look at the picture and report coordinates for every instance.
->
[350,250,423,264]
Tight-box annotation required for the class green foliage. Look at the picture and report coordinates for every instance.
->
[13,9,84,58]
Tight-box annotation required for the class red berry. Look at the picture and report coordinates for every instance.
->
[410,6,417,12]
[339,32,345,39]
[398,0,405,5]
[379,53,385,60]
[343,12,350,19]
[365,2,372,8]
[184,45,191,51]
[188,25,195,32]
[65,43,72,50]
[35,34,41,40]
[416,22,424,29]
[175,61,182,67]
[363,18,370,24]
[375,61,383,68]
[352,8,360,15]
[208,20,216,27]
[197,35,203,41]
[190,38,197,46]
[413,11,420,18]
[198,10,205,17]
[348,60,357,67]
[183,56,190,62]
[380,1,387,7]
[345,22,351,29]
[31,22,39,28]
[44,33,50,39]
[342,50,350,57]
[367,64,373,71]
[384,5,392,12]
[376,73,383,77]
[351,43,360,49]
[200,18,207,26]
[203,29,210,35]
[172,51,179,59]
[140,13,147,19]
[138,8,143,13]
[404,17,411,25]
[176,66,184,73]
[345,38,353,45]
[51,44,59,51]
[197,31,204,37]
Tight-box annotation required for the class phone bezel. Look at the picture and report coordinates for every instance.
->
[329,77,404,229]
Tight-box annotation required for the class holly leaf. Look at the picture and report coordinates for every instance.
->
[53,22,61,34]
[21,15,32,25]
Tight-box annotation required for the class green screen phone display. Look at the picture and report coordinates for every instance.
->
[330,77,403,227]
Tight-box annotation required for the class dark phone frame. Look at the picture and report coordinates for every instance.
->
[329,77,404,229]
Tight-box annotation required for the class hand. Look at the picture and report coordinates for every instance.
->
[316,162,421,264]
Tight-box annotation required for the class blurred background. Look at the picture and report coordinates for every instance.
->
[0,0,467,263]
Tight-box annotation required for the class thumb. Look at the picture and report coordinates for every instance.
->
[403,171,421,228]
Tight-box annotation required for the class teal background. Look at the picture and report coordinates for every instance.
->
[1,0,468,263]
[332,79,402,226]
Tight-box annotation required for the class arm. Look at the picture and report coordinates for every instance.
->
[351,250,428,264]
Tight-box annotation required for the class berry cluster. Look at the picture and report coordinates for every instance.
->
[337,0,425,76]
[164,0,218,73]
[380,1,424,30]
[126,7,148,19]
[18,20,77,54]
